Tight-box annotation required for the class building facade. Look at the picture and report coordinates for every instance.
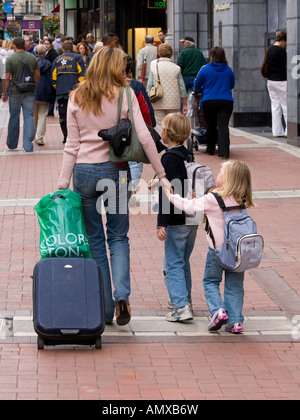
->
[2,0,44,40]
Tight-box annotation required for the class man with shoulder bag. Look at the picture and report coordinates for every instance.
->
[2,37,40,152]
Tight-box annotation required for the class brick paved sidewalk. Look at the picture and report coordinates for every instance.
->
[0,101,300,400]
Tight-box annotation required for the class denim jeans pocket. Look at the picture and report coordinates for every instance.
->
[73,166,91,190]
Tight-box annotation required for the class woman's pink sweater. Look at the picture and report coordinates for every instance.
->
[170,192,242,250]
[58,87,166,190]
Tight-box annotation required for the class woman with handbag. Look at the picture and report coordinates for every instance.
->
[58,46,171,326]
[147,44,188,135]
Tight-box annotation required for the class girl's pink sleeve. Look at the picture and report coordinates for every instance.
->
[169,194,205,214]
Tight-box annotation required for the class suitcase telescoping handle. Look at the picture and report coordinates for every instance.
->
[51,194,66,200]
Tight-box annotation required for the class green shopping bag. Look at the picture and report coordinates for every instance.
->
[35,189,92,259]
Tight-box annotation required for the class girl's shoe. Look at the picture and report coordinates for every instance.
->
[225,323,244,334]
[115,300,131,326]
[208,308,229,332]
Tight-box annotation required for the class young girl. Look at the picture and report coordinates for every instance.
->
[164,160,255,333]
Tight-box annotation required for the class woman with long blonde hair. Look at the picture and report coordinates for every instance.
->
[58,46,170,326]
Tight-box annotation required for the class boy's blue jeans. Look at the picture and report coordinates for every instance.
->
[73,162,131,323]
[163,225,198,309]
[203,248,245,324]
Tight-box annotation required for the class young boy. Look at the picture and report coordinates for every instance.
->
[156,113,198,322]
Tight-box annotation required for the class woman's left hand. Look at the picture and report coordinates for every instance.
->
[159,176,173,198]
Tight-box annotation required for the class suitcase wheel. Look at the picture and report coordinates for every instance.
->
[37,336,44,350]
[95,337,102,349]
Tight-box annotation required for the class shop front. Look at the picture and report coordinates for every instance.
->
[63,0,166,59]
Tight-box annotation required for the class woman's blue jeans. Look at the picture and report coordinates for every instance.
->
[7,93,35,152]
[203,248,245,324]
[163,225,198,309]
[73,162,131,323]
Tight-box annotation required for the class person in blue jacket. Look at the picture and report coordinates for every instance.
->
[52,40,85,143]
[194,47,235,159]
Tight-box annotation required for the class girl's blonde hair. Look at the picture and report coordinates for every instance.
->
[71,46,129,115]
[218,160,255,208]
[162,113,191,144]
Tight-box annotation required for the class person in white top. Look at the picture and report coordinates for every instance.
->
[136,36,158,88]
[147,43,188,135]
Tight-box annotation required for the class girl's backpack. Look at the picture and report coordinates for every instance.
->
[207,193,264,273]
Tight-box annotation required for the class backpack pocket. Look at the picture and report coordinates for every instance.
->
[235,234,264,273]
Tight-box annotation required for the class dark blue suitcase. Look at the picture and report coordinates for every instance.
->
[33,258,105,349]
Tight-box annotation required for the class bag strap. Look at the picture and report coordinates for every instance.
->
[211,192,245,212]
[15,53,30,66]
[117,87,125,123]
[156,59,161,83]
[124,86,135,129]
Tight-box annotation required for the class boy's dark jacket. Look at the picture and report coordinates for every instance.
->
[158,145,193,228]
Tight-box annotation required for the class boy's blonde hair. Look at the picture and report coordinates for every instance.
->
[71,46,129,115]
[218,160,255,208]
[162,113,191,144]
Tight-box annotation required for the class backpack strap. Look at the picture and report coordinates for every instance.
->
[15,53,30,65]
[205,217,216,250]
[211,192,246,212]
[205,192,246,250]
[167,149,194,163]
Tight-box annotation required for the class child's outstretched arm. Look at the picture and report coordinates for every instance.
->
[168,193,205,215]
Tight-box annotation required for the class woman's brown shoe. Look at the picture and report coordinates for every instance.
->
[115,300,131,326]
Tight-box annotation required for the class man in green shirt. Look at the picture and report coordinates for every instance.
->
[177,36,207,93]
[3,37,40,152]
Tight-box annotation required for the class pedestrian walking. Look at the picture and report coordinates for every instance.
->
[102,33,120,48]
[57,46,171,326]
[24,36,35,55]
[165,160,255,334]
[155,113,197,323]
[44,37,58,116]
[86,42,104,68]
[177,36,207,94]
[194,46,235,159]
[33,44,56,146]
[266,31,287,138]
[2,37,40,152]
[44,37,58,63]
[53,33,63,51]
[85,33,96,51]
[75,42,91,66]
[52,40,85,143]
[158,29,167,44]
[136,36,158,88]
[147,43,188,135]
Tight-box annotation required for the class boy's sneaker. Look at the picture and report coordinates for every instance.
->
[166,300,174,309]
[166,304,193,322]
[208,308,229,332]
[167,300,194,314]
[225,323,244,334]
